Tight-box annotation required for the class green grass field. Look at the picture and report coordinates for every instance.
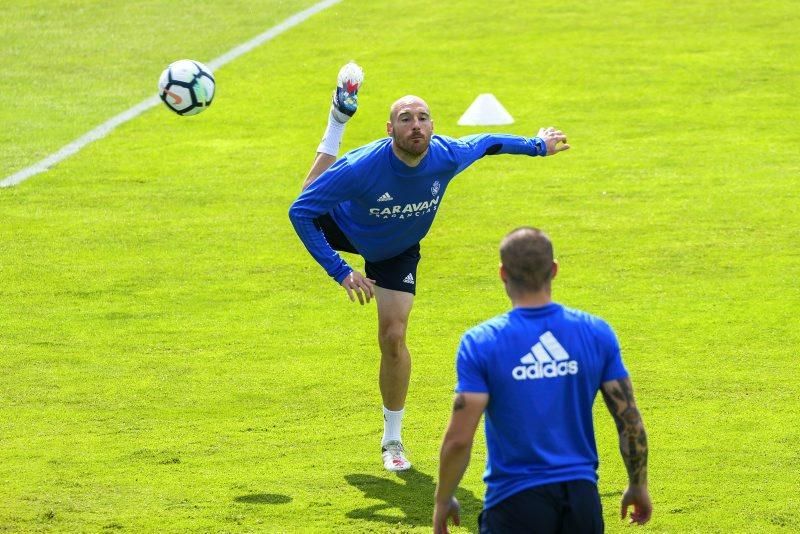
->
[2,0,799,531]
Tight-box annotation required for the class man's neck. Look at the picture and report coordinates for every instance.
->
[510,291,552,309]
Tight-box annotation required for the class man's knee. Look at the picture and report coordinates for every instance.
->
[378,322,407,354]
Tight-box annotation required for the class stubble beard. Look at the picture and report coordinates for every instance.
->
[394,134,430,158]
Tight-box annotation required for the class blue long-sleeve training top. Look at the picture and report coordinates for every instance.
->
[288,133,546,284]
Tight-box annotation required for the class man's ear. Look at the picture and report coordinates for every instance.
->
[386,121,393,137]
[551,260,559,280]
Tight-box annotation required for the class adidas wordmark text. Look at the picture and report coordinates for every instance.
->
[512,331,579,380]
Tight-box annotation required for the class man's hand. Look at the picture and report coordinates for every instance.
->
[537,126,570,155]
[341,270,376,304]
[621,484,652,525]
[433,496,460,534]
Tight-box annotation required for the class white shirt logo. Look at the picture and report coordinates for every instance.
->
[377,192,394,202]
[431,180,440,196]
[368,196,441,219]
[512,331,579,380]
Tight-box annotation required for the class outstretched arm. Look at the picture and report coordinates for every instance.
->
[600,377,652,525]
[453,127,570,173]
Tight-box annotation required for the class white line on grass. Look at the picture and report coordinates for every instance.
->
[0,0,342,189]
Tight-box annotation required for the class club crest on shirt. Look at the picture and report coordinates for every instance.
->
[431,180,441,196]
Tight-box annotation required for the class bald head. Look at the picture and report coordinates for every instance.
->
[386,95,434,163]
[389,95,431,123]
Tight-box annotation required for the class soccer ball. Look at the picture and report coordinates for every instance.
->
[158,59,215,116]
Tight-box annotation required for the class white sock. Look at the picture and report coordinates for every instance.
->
[382,406,404,446]
[316,111,346,156]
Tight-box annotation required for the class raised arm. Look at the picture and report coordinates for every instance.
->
[600,377,652,525]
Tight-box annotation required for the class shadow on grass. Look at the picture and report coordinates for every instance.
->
[345,468,481,533]
[234,493,292,505]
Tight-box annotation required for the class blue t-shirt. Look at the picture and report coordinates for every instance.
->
[455,302,629,510]
[289,134,546,283]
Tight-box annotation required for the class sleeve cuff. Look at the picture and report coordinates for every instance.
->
[532,137,547,156]
[333,267,352,284]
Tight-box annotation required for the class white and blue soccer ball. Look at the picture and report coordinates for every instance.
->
[158,59,215,116]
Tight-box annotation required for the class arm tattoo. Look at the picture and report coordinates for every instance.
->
[601,378,648,485]
[452,394,466,412]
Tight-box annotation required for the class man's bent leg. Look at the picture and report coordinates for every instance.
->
[302,153,336,190]
[301,62,363,190]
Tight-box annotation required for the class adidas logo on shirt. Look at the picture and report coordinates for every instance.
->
[512,331,579,380]
[377,192,394,202]
[403,273,415,285]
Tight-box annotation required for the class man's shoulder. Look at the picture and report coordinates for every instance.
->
[431,134,458,144]
[429,134,497,167]
[343,137,392,164]
[430,134,464,151]
[463,312,512,344]
[558,304,616,338]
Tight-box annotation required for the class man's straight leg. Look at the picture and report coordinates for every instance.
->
[375,286,413,411]
[366,242,419,471]
[375,286,414,471]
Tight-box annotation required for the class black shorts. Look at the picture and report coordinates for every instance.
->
[479,480,603,534]
[314,213,421,295]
